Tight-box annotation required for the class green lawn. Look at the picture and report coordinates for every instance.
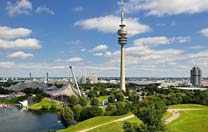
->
[58,113,139,132]
[0,96,26,104]
[89,116,141,132]
[169,104,208,109]
[167,104,208,132]
[29,98,63,111]
[58,104,208,132]
[98,96,108,102]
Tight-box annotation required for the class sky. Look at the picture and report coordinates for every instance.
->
[0,0,208,78]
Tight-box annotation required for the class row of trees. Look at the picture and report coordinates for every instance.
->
[59,95,103,125]
[142,87,208,106]
[123,86,208,132]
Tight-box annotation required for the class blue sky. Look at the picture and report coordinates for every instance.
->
[0,0,208,77]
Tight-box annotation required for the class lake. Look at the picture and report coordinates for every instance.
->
[0,107,65,132]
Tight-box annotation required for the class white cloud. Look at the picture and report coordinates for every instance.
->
[0,38,41,49]
[73,6,84,12]
[90,44,113,57]
[125,0,208,16]
[0,61,15,68]
[171,36,191,44]
[8,51,33,60]
[199,28,208,37]
[75,15,150,36]
[68,57,83,62]
[134,36,170,46]
[0,26,32,40]
[91,44,108,52]
[35,6,55,15]
[133,36,191,47]
[94,52,103,56]
[6,0,32,17]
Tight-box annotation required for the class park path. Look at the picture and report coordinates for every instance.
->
[78,108,203,132]
[165,108,203,124]
[79,115,135,132]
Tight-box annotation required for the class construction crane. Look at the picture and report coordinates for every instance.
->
[69,65,82,96]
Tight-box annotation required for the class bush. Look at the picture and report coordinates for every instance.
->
[79,97,88,107]
[108,94,116,103]
[123,122,144,132]
[60,106,74,126]
[72,104,83,121]
[115,92,125,101]
[88,90,98,98]
[80,106,103,121]
[68,95,79,107]
[116,101,129,115]
[135,97,167,132]
[90,98,100,106]
[105,104,117,116]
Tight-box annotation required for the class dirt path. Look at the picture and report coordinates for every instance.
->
[165,108,203,124]
[79,115,135,132]
[78,108,203,132]
[165,110,180,124]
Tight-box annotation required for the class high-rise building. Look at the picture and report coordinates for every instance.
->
[190,66,202,87]
[29,72,32,80]
[46,72,49,84]
[118,0,127,92]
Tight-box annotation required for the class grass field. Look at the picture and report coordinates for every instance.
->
[167,104,208,132]
[58,104,208,132]
[88,116,141,132]
[29,98,63,111]
[169,104,208,109]
[58,113,140,132]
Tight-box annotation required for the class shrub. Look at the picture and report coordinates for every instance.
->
[90,98,100,106]
[79,106,103,121]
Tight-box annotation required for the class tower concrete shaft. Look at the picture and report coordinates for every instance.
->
[120,45,126,92]
[118,0,127,92]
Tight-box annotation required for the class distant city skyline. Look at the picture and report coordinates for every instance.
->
[0,0,208,77]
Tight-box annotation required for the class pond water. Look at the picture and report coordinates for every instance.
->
[0,107,65,132]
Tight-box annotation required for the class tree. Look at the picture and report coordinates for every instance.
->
[105,104,117,116]
[108,94,116,103]
[123,122,145,132]
[116,101,129,115]
[88,90,97,98]
[80,106,103,121]
[100,87,108,96]
[68,95,79,107]
[72,104,83,121]
[60,106,74,126]
[134,97,167,132]
[115,92,125,101]
[79,97,88,107]
[90,98,100,106]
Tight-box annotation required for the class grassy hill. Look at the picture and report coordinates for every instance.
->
[167,104,208,132]
[58,104,208,132]
[88,116,140,132]
[58,113,141,132]
[29,98,63,111]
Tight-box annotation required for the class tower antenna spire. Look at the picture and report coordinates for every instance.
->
[121,0,125,25]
